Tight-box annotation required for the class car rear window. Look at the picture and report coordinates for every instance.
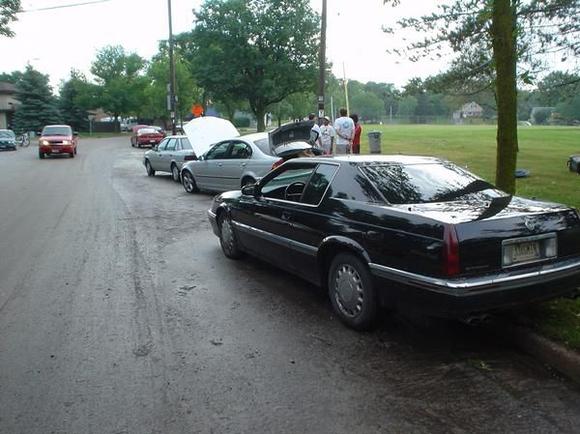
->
[254,138,271,155]
[360,163,493,204]
[42,126,72,136]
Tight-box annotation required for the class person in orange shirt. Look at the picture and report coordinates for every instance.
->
[350,113,362,154]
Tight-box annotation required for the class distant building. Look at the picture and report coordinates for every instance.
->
[461,102,483,118]
[0,82,18,129]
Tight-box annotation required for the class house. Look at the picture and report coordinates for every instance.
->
[460,102,483,118]
[0,82,18,129]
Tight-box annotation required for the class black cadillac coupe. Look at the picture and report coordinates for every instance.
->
[207,155,580,330]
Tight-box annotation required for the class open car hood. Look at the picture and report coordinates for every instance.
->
[183,117,240,156]
[269,121,314,156]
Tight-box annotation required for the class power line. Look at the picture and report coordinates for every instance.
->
[20,0,114,13]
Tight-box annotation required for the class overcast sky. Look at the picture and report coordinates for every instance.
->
[0,0,448,91]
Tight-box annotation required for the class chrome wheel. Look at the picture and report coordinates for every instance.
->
[182,171,198,193]
[219,214,242,259]
[171,164,180,182]
[333,264,364,318]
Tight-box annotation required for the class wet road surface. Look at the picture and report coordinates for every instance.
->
[0,137,579,433]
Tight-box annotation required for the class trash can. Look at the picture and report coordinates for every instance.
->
[368,131,382,154]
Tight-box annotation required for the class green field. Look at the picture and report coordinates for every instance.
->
[359,124,580,350]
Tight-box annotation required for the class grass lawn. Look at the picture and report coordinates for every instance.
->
[359,124,580,349]
[79,132,128,139]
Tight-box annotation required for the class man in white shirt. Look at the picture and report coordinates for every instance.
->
[319,116,336,155]
[308,113,322,150]
[334,108,354,154]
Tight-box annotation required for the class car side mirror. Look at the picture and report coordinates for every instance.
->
[154,145,159,151]
[36,131,41,136]
[241,184,258,196]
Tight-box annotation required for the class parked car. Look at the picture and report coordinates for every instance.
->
[207,155,580,330]
[143,135,197,181]
[180,120,315,194]
[38,125,78,159]
[130,126,165,148]
[0,129,17,151]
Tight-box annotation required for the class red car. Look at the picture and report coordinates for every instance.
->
[38,125,78,159]
[130,125,165,148]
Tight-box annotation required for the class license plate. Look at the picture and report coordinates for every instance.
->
[511,241,540,263]
[52,149,60,153]
[150,140,155,143]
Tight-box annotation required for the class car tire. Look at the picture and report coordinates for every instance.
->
[182,171,199,193]
[145,160,155,176]
[171,164,180,182]
[137,143,141,148]
[39,151,45,159]
[70,152,75,158]
[328,252,378,331]
[218,213,243,259]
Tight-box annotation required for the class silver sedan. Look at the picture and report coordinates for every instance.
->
[143,135,196,182]
[180,133,279,193]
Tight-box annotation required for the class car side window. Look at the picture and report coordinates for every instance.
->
[205,141,231,160]
[261,165,316,201]
[165,138,177,151]
[301,164,338,205]
[181,138,192,150]
[228,141,252,159]
[157,138,169,151]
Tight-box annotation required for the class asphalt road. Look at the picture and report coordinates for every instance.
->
[0,137,579,434]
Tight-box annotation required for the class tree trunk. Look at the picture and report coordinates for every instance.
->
[492,0,518,194]
[255,106,266,132]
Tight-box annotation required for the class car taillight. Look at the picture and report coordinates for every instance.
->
[442,225,460,277]
[272,158,284,170]
[184,155,197,161]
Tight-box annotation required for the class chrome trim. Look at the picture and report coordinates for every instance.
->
[501,232,558,269]
[369,257,580,296]
[232,220,317,256]
[207,209,216,220]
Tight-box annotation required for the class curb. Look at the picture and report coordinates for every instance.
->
[490,321,580,385]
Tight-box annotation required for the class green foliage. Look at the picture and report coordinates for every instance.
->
[0,0,20,37]
[233,116,251,128]
[188,0,320,131]
[12,65,61,133]
[58,70,92,131]
[143,52,202,122]
[351,91,384,123]
[90,45,148,122]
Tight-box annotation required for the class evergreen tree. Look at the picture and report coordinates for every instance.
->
[59,70,90,131]
[13,65,61,133]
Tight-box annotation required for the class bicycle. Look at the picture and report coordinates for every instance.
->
[16,132,30,147]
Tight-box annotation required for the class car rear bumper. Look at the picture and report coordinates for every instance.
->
[370,257,580,316]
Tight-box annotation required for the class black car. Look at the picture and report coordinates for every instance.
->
[207,155,580,330]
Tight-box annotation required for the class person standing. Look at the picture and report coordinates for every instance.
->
[334,108,354,154]
[350,113,362,154]
[307,113,322,150]
[319,116,336,155]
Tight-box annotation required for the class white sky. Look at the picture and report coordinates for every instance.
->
[0,0,448,91]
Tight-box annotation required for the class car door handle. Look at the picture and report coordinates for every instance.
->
[364,230,383,241]
[241,162,246,167]
[281,211,293,221]
[218,163,223,167]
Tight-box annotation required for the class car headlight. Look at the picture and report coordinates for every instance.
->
[40,140,49,146]
[62,140,72,145]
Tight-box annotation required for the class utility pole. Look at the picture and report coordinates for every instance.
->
[167,0,177,135]
[343,62,350,115]
[317,0,327,122]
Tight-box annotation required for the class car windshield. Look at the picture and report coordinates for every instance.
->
[361,162,496,204]
[0,130,15,139]
[42,126,72,136]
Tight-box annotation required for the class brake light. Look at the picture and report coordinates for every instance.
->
[184,155,197,161]
[442,225,460,277]
[272,158,284,170]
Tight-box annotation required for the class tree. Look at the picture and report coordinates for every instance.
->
[188,0,320,131]
[1,0,20,37]
[90,45,148,127]
[384,0,580,193]
[12,65,61,132]
[351,91,384,123]
[58,70,93,131]
[143,51,202,125]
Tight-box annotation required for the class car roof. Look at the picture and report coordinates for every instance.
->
[43,124,71,128]
[163,135,187,139]
[287,155,444,165]
[238,132,268,142]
